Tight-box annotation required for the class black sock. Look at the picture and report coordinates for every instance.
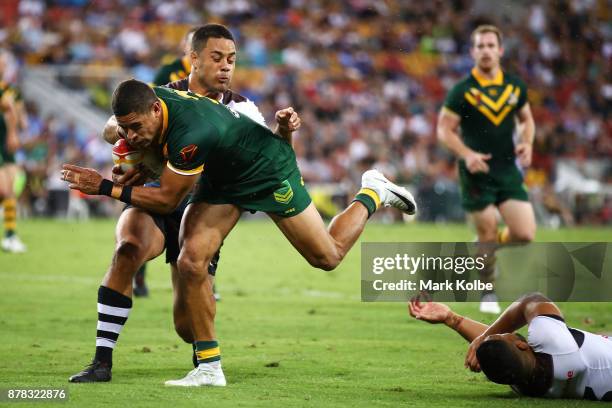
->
[135,265,146,287]
[94,286,132,366]
[192,343,198,368]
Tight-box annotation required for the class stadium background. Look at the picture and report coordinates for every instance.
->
[0,0,610,224]
[0,0,611,407]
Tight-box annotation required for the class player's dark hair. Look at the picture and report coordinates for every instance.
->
[192,24,235,53]
[111,79,158,117]
[476,335,531,385]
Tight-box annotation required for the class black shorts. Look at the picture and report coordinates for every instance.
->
[123,183,219,275]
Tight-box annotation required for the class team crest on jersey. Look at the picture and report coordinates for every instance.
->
[507,92,519,106]
[567,370,574,379]
[179,144,198,163]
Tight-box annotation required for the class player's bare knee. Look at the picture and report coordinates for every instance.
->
[476,227,497,243]
[177,251,210,282]
[511,228,535,243]
[114,238,147,264]
[309,253,341,271]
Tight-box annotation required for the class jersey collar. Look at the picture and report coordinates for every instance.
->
[158,98,169,145]
[471,67,504,87]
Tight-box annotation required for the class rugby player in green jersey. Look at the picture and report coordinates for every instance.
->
[152,28,196,86]
[0,54,25,253]
[68,24,301,383]
[437,25,536,314]
[62,79,417,387]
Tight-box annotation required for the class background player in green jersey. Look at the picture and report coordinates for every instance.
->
[61,79,417,387]
[152,28,196,86]
[0,52,25,253]
[437,25,536,314]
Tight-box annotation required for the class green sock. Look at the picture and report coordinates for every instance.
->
[353,188,380,217]
[194,340,220,364]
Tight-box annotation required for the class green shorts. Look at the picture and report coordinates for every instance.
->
[459,162,529,212]
[190,168,312,218]
[0,144,14,166]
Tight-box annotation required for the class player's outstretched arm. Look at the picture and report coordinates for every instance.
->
[465,292,562,371]
[61,162,198,214]
[409,299,489,343]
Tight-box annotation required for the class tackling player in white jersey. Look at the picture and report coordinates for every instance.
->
[410,292,612,401]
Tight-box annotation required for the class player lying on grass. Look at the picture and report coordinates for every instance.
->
[61,79,417,387]
[409,293,612,401]
[67,24,301,383]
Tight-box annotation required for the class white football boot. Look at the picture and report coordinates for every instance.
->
[361,169,417,215]
[164,363,227,387]
[1,235,27,253]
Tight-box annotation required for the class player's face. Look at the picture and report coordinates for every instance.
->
[115,102,163,149]
[471,32,503,73]
[191,37,236,95]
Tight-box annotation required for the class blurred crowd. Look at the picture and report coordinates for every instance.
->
[0,0,610,223]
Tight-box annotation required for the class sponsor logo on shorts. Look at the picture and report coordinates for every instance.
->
[273,180,294,204]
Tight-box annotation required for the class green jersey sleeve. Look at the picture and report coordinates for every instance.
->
[443,82,465,116]
[515,78,528,110]
[165,117,220,176]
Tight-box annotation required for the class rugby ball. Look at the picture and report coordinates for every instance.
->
[112,138,143,172]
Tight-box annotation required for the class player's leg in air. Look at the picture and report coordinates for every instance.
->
[165,169,416,387]
[0,163,26,253]
[272,170,416,270]
[69,207,165,382]
[470,205,501,314]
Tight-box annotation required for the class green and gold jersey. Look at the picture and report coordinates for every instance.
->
[154,86,298,199]
[153,56,191,86]
[443,68,528,168]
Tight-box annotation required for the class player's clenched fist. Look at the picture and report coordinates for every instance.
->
[515,142,532,168]
[112,164,150,186]
[61,163,103,195]
[275,107,301,133]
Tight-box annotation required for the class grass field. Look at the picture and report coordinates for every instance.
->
[1,219,611,407]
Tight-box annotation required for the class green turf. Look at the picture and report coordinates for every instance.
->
[0,219,610,407]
